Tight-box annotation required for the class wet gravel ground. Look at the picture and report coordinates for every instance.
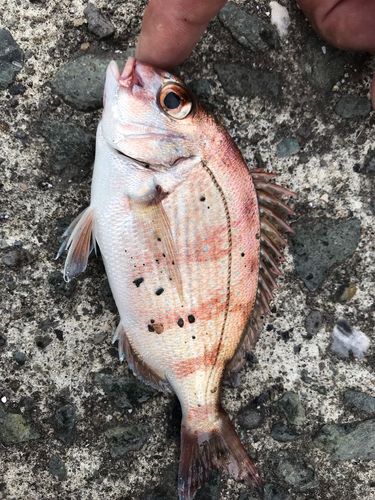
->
[0,1,375,499]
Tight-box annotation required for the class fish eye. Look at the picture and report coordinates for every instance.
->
[159,83,193,119]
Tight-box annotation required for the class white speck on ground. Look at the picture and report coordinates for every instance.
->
[332,317,371,358]
[270,1,290,37]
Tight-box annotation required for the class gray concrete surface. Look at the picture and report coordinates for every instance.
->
[0,1,374,499]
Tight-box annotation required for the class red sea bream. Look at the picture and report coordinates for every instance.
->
[58,57,295,499]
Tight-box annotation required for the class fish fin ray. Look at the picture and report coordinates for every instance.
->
[114,322,172,394]
[225,173,295,377]
[178,407,262,500]
[56,207,96,282]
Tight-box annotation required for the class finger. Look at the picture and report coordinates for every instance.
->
[297,0,375,52]
[135,0,227,70]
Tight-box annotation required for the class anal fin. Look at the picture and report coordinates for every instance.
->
[113,322,171,394]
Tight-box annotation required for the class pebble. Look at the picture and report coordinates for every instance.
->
[304,310,323,337]
[93,332,107,345]
[219,3,279,51]
[104,424,149,458]
[55,404,76,446]
[94,373,156,409]
[84,3,115,40]
[1,397,6,404]
[0,407,40,444]
[270,422,300,442]
[48,453,67,481]
[276,138,300,158]
[50,52,132,110]
[344,389,375,413]
[299,33,353,91]
[38,120,95,184]
[332,317,370,358]
[274,391,306,426]
[189,78,212,100]
[290,217,361,291]
[313,419,375,460]
[335,95,372,118]
[215,63,282,101]
[263,484,287,500]
[0,29,23,89]
[272,452,318,490]
[12,351,26,365]
[237,404,264,430]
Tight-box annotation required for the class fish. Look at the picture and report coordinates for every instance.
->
[57,57,295,499]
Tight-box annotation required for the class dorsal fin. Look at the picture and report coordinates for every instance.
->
[113,323,172,394]
[225,168,295,378]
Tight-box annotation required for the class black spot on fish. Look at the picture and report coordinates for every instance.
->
[148,324,155,332]
[188,315,195,324]
[192,336,196,340]
[177,318,184,328]
[133,277,144,287]
[241,252,245,257]
[156,287,164,296]
[163,253,166,257]
[157,237,161,241]
[150,319,155,324]
[200,196,206,202]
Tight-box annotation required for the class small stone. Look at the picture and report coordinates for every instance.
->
[189,78,211,100]
[9,83,26,95]
[0,408,40,444]
[340,284,357,301]
[332,317,370,358]
[81,42,90,51]
[304,310,322,337]
[272,452,318,490]
[344,389,375,413]
[290,217,361,291]
[94,373,155,409]
[35,335,52,349]
[271,422,300,442]
[215,63,282,102]
[270,1,290,37]
[237,404,264,430]
[48,453,67,481]
[335,95,371,118]
[0,29,23,89]
[277,138,300,158]
[313,419,375,460]
[274,391,306,426]
[219,3,279,51]
[38,121,95,184]
[51,53,132,110]
[93,332,107,344]
[105,425,149,457]
[12,351,26,365]
[299,33,354,91]
[84,3,115,40]
[48,271,77,297]
[55,404,76,446]
[263,483,287,500]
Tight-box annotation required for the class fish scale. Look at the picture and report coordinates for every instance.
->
[58,57,295,500]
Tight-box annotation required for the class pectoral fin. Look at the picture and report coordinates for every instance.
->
[56,207,96,282]
[132,197,184,303]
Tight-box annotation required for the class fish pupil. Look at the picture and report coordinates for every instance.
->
[164,92,181,110]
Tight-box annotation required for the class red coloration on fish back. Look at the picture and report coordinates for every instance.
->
[58,58,295,500]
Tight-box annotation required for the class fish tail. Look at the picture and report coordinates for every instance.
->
[178,407,262,500]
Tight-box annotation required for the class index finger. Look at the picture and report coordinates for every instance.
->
[135,0,227,70]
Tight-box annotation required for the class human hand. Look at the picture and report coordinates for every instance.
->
[135,0,227,70]
[297,0,375,108]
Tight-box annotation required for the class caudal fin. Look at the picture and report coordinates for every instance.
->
[178,407,262,500]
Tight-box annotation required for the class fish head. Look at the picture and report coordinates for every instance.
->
[102,58,206,167]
